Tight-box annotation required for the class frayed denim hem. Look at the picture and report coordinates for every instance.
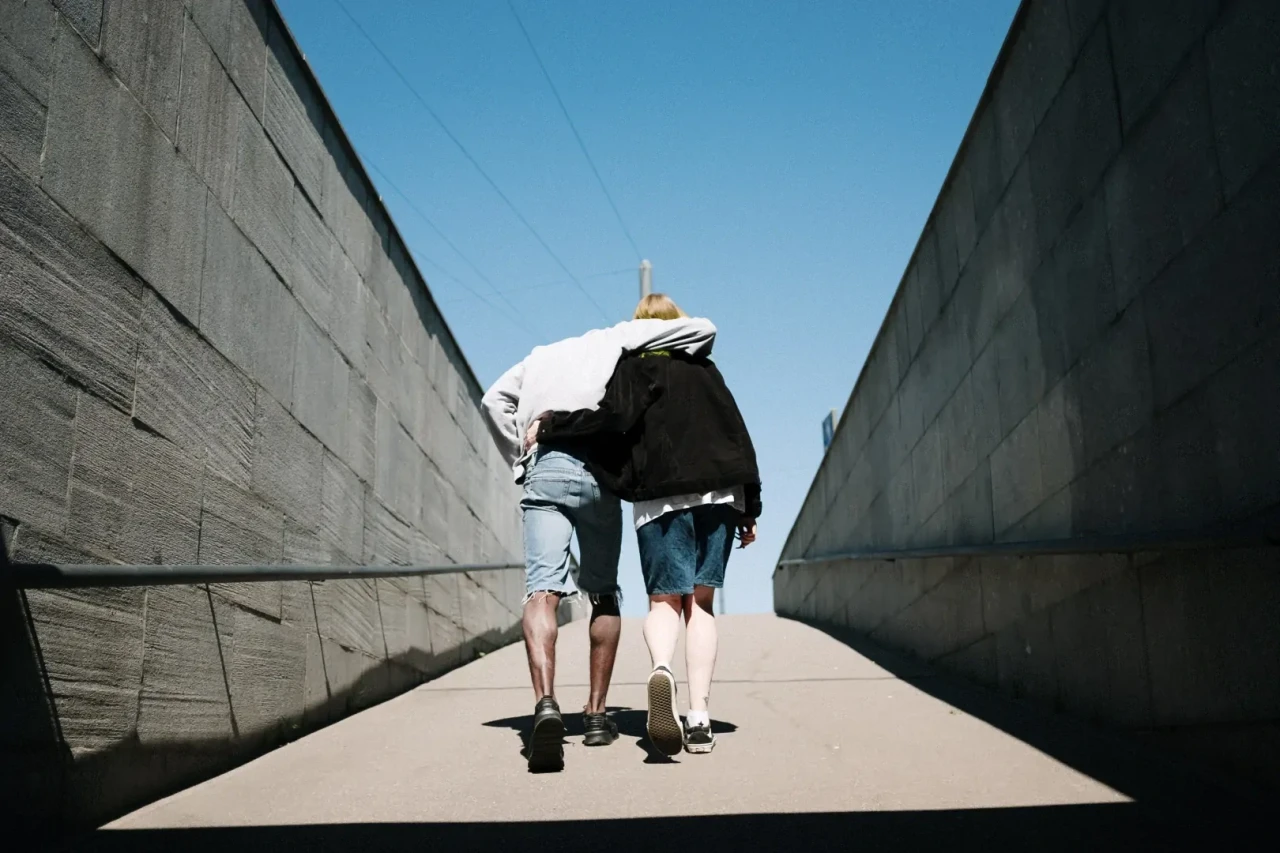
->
[524,588,623,608]
[522,588,575,606]
[646,582,724,597]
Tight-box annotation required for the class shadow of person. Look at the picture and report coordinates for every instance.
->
[606,709,673,764]
[483,707,739,766]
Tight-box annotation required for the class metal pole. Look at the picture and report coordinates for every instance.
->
[639,259,652,299]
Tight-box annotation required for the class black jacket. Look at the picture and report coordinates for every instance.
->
[536,352,762,518]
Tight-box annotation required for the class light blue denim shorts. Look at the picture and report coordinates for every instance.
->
[521,448,622,602]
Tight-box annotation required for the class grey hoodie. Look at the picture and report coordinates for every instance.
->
[480,317,717,481]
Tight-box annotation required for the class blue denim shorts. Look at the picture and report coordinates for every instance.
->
[636,504,737,596]
[521,448,622,602]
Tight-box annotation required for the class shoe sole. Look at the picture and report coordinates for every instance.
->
[583,730,617,747]
[527,714,566,772]
[646,670,683,756]
[685,736,716,755]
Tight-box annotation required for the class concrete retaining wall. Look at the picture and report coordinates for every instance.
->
[776,548,1280,788]
[776,0,1280,788]
[1,0,554,831]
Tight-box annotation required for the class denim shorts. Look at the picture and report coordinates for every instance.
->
[636,504,737,596]
[521,448,622,602]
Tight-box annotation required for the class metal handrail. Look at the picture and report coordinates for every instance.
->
[776,529,1277,567]
[4,561,524,589]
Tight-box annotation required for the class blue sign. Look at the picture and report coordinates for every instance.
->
[822,409,836,449]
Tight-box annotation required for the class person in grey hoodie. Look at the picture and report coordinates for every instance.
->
[481,314,717,771]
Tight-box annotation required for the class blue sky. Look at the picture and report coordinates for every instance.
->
[278,0,1019,617]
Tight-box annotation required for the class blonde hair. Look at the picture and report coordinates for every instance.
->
[633,293,687,321]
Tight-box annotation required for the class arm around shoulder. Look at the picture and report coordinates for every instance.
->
[538,358,659,443]
[617,316,718,357]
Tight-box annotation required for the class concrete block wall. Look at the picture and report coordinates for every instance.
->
[775,547,1280,788]
[775,0,1280,788]
[0,0,547,831]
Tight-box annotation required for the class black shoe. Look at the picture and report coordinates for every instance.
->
[527,696,565,772]
[582,711,619,747]
[684,723,716,754]
[646,666,683,756]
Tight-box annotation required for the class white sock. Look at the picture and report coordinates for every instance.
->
[687,710,710,728]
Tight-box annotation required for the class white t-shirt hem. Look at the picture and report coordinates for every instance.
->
[632,487,745,530]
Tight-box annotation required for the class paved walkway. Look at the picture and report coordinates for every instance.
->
[80,615,1264,852]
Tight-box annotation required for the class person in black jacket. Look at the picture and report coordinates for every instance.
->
[528,294,761,757]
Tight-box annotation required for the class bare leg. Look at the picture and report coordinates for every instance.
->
[586,595,621,714]
[643,594,683,669]
[523,591,560,700]
[684,586,718,714]
[643,593,686,755]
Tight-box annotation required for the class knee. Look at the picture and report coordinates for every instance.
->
[648,593,683,614]
[690,586,716,614]
[589,593,620,617]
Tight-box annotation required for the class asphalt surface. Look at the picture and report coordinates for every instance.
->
[79,615,1267,852]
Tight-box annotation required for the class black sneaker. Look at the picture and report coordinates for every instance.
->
[684,722,716,754]
[582,710,618,746]
[646,666,683,756]
[527,696,565,772]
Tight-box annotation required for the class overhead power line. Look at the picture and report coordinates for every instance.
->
[365,160,525,320]
[582,268,637,280]
[437,268,636,306]
[330,0,611,322]
[505,0,643,262]
[364,159,547,344]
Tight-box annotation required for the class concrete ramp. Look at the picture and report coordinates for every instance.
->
[75,616,1265,851]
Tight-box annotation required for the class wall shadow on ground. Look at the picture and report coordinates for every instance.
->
[790,615,1270,816]
[69,803,1271,853]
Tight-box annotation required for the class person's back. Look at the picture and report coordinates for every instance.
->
[644,354,755,496]
[596,351,760,508]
